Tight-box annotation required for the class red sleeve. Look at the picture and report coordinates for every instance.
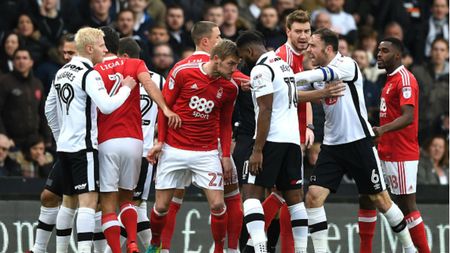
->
[157,72,182,142]
[231,70,249,86]
[219,96,235,157]
[398,75,418,107]
[136,59,149,75]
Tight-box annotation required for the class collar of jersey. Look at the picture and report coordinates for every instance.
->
[256,50,275,64]
[388,65,405,76]
[103,55,118,62]
[327,52,343,66]
[73,56,94,67]
[193,51,209,56]
[285,42,300,56]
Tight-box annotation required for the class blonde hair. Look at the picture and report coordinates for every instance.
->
[75,27,105,53]
[210,39,238,60]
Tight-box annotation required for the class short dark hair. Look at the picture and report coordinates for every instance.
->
[236,30,265,48]
[381,37,404,54]
[118,8,135,19]
[221,0,239,8]
[13,47,32,60]
[191,21,218,45]
[312,28,339,52]
[100,26,119,54]
[286,9,310,30]
[59,33,75,46]
[431,37,449,50]
[118,38,141,58]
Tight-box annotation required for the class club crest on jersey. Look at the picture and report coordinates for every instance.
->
[169,77,175,90]
[402,87,411,99]
[216,87,223,99]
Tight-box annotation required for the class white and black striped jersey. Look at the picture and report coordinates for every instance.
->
[141,71,165,157]
[251,51,300,145]
[45,56,131,152]
[295,52,374,145]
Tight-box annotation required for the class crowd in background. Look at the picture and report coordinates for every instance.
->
[0,0,447,185]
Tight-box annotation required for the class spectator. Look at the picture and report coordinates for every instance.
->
[84,0,113,28]
[240,0,271,27]
[256,6,286,50]
[424,0,448,58]
[180,47,195,60]
[311,0,358,44]
[203,4,224,27]
[151,43,174,77]
[16,135,53,178]
[276,0,296,17]
[358,26,378,66]
[0,48,51,149]
[0,134,21,177]
[412,38,449,144]
[146,0,166,26]
[165,4,194,59]
[221,0,250,41]
[431,114,449,141]
[35,0,66,45]
[15,13,52,68]
[418,135,449,185]
[352,48,380,126]
[313,11,332,30]
[0,32,23,74]
[147,24,170,57]
[338,36,350,56]
[128,0,154,41]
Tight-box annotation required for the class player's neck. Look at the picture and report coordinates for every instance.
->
[386,63,402,75]
[202,61,215,77]
[78,53,94,64]
[286,41,301,54]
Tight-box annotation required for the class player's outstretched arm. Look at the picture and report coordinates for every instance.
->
[297,82,346,102]
[139,72,181,129]
[86,72,136,114]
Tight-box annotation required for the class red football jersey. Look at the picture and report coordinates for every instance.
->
[378,65,419,161]
[95,56,149,144]
[158,62,238,156]
[276,42,307,144]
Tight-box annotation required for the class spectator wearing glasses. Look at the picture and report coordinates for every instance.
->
[151,43,174,77]
[0,134,21,177]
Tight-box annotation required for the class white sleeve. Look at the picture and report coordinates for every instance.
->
[295,57,356,85]
[85,70,131,114]
[251,65,274,98]
[45,82,60,141]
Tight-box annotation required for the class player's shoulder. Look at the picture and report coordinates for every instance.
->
[393,66,418,87]
[171,62,200,78]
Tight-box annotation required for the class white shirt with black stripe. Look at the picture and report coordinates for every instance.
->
[295,52,374,145]
[46,56,131,152]
[251,51,300,145]
[141,71,165,157]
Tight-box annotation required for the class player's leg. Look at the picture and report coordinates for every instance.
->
[203,188,228,253]
[93,204,107,253]
[56,195,78,253]
[357,195,377,253]
[279,143,306,253]
[31,160,63,253]
[241,184,267,253]
[352,140,415,253]
[224,182,243,253]
[161,188,185,252]
[384,160,429,252]
[74,150,100,253]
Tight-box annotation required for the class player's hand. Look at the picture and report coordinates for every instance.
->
[372,126,385,137]
[235,78,251,92]
[304,128,315,149]
[322,81,345,98]
[122,76,137,89]
[248,150,263,175]
[147,142,163,164]
[163,108,182,129]
[221,157,233,183]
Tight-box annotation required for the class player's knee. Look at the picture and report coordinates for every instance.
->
[209,201,226,212]
[154,202,170,214]
[305,186,326,208]
[369,191,392,212]
[40,190,60,207]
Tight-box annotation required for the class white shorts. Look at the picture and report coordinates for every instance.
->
[99,138,143,192]
[155,144,223,190]
[381,160,418,195]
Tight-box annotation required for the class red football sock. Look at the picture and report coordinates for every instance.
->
[102,213,121,253]
[280,204,294,253]
[120,202,138,245]
[262,193,284,231]
[161,200,181,249]
[358,209,377,253]
[150,208,168,246]
[225,193,243,250]
[211,207,228,253]
[405,211,430,253]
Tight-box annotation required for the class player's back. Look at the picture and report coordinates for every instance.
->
[95,56,149,143]
[251,51,300,145]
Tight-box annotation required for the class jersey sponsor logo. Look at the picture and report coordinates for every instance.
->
[379,97,387,117]
[169,77,175,90]
[63,64,83,72]
[189,96,215,119]
[402,87,411,99]
[325,97,338,105]
[216,87,223,99]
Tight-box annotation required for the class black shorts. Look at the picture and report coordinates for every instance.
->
[58,150,99,195]
[232,134,254,185]
[133,157,154,201]
[44,159,64,197]
[241,142,303,191]
[309,138,386,194]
